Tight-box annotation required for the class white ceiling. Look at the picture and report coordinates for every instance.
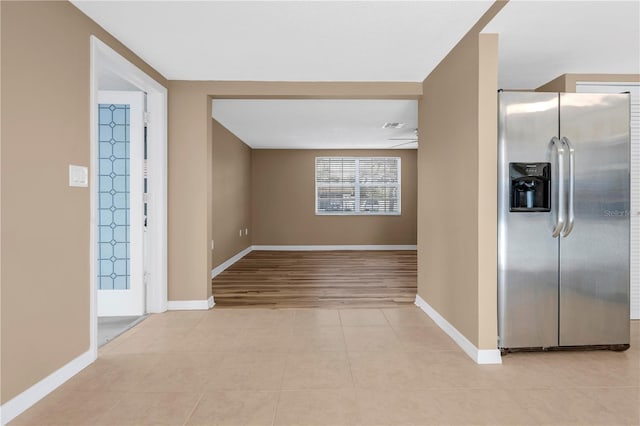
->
[71,0,494,81]
[212,99,418,149]
[483,0,640,89]
[75,0,639,149]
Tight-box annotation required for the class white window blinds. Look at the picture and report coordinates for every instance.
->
[315,157,401,215]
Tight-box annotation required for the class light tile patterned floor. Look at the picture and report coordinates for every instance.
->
[10,308,640,425]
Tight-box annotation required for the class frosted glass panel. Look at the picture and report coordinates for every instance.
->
[98,104,130,290]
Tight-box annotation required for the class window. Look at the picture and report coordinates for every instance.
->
[315,157,401,215]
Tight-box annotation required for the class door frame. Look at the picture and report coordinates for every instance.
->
[90,36,168,357]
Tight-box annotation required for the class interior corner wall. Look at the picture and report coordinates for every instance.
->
[0,1,167,405]
[535,74,569,92]
[417,1,505,349]
[250,149,417,246]
[212,120,252,268]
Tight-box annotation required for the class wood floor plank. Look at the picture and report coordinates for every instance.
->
[211,250,417,308]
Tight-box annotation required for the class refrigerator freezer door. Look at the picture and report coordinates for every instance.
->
[559,93,630,346]
[498,92,560,349]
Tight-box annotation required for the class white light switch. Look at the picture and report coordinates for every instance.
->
[69,165,88,187]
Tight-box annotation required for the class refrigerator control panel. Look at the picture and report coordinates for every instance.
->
[509,162,551,212]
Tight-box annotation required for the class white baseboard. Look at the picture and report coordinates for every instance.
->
[0,349,95,425]
[167,295,214,311]
[211,246,252,279]
[414,294,502,365]
[251,245,417,251]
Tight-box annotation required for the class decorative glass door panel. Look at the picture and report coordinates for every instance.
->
[97,91,145,316]
[99,103,130,290]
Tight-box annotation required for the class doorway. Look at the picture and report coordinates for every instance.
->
[209,98,418,308]
[90,36,168,354]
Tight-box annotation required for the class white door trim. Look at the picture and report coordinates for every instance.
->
[90,37,168,359]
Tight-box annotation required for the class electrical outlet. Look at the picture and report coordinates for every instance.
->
[245,228,249,236]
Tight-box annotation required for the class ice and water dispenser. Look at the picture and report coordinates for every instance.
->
[509,163,550,212]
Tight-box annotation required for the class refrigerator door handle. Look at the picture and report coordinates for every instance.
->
[551,136,565,238]
[561,136,575,237]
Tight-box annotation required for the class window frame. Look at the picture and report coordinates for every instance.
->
[315,156,402,216]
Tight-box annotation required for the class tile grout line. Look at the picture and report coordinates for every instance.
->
[182,391,205,426]
[384,309,409,354]
[271,377,285,425]
[340,309,368,425]
[87,389,127,426]
[338,309,358,393]
[270,311,300,426]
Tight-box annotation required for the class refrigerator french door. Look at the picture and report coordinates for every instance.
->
[498,91,630,351]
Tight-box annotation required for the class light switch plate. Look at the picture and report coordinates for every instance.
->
[69,165,88,187]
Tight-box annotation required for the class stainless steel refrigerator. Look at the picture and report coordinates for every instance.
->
[498,91,630,352]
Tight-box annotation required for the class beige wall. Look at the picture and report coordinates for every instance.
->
[167,84,213,301]
[535,74,567,92]
[171,82,422,100]
[168,82,422,302]
[251,149,417,246]
[537,73,640,92]
[417,2,505,349]
[212,120,252,267]
[477,33,499,349]
[0,1,167,404]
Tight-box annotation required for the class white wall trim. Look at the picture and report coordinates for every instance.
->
[414,294,502,365]
[90,35,169,364]
[211,246,253,279]
[251,245,417,251]
[0,350,95,425]
[167,295,214,311]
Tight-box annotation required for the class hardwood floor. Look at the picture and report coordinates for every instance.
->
[211,250,417,308]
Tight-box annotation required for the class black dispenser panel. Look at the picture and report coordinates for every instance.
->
[509,163,551,212]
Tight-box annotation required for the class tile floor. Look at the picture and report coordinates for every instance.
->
[11,307,640,425]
